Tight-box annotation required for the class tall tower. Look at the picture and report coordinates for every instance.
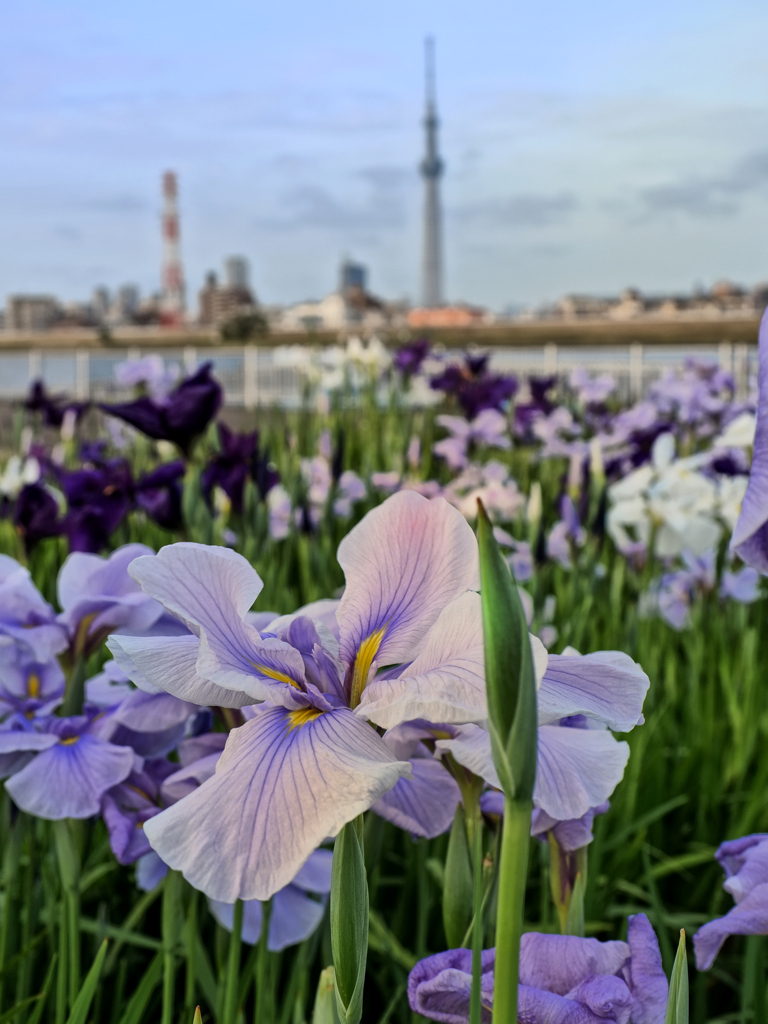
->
[420,37,444,309]
[160,171,186,326]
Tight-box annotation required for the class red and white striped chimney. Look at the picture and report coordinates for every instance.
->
[159,171,186,326]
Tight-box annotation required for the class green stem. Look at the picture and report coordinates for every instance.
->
[53,820,80,1009]
[254,899,272,1024]
[222,900,243,1024]
[0,809,23,1014]
[184,888,198,1019]
[492,798,532,1024]
[469,812,484,1024]
[61,657,87,718]
[55,900,67,1024]
[161,872,183,1024]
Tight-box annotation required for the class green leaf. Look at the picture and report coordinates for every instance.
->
[330,818,368,1024]
[26,952,58,1024]
[443,805,474,950]
[117,952,163,1024]
[664,930,689,1024]
[476,500,537,803]
[193,1008,203,1024]
[64,938,107,1024]
[311,967,341,1024]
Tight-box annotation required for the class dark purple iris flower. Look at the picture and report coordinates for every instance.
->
[395,337,431,376]
[201,423,278,513]
[25,381,88,429]
[135,461,185,532]
[12,484,62,552]
[431,356,518,419]
[101,363,223,456]
[58,461,133,553]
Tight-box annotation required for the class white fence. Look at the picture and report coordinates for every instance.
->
[0,342,757,408]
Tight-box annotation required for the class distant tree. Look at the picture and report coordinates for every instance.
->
[220,311,269,343]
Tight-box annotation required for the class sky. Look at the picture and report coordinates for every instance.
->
[3,0,768,311]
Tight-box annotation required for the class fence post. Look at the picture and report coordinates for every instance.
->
[28,350,42,388]
[734,343,749,398]
[244,347,258,409]
[183,347,197,375]
[629,343,643,400]
[543,344,558,376]
[718,341,733,379]
[75,350,90,400]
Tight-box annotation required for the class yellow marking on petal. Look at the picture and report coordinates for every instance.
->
[287,707,324,731]
[428,728,453,740]
[350,624,388,710]
[250,662,301,689]
[60,736,79,746]
[26,673,40,699]
[126,784,151,801]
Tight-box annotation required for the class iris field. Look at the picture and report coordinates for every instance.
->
[0,336,765,1024]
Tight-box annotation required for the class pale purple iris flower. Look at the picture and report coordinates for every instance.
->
[732,307,768,573]
[570,369,616,407]
[108,491,483,900]
[209,848,333,952]
[423,646,648,832]
[1,712,135,819]
[433,411,510,471]
[694,834,768,970]
[57,544,165,658]
[408,913,668,1024]
[0,555,68,660]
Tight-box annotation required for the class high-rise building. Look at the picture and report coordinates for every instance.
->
[420,37,444,309]
[92,286,110,322]
[340,259,367,292]
[160,171,186,326]
[224,256,250,291]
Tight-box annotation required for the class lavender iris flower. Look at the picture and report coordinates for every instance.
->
[424,646,649,830]
[108,491,486,900]
[433,411,510,471]
[87,660,197,758]
[102,363,223,457]
[408,914,668,1024]
[57,544,164,659]
[0,646,64,725]
[694,834,768,970]
[732,308,768,573]
[102,757,178,864]
[531,802,610,851]
[2,712,135,818]
[209,848,333,952]
[0,555,68,659]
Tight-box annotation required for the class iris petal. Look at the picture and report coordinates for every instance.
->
[144,704,411,900]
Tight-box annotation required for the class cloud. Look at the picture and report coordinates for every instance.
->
[453,191,579,228]
[639,148,768,218]
[255,166,409,233]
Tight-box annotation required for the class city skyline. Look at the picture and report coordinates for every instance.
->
[3,0,768,310]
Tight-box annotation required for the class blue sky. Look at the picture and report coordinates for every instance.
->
[3,0,768,309]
